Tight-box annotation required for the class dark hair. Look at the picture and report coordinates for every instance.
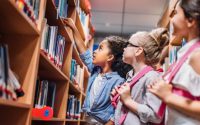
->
[180,0,200,35]
[105,36,132,78]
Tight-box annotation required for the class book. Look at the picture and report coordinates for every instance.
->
[70,59,84,88]
[40,19,66,69]
[0,44,23,100]
[34,79,56,109]
[53,0,68,18]
[66,95,81,119]
[15,0,41,25]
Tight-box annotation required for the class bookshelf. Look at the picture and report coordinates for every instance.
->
[0,0,94,125]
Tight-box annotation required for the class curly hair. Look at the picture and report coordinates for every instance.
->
[105,36,133,78]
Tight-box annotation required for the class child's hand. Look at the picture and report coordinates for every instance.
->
[148,79,173,102]
[110,85,120,99]
[116,83,132,104]
[63,18,76,29]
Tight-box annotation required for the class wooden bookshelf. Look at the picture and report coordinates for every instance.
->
[39,51,69,81]
[75,11,86,41]
[0,0,93,125]
[0,0,39,35]
[32,117,65,121]
[0,98,31,109]
[32,120,65,125]
[66,119,80,122]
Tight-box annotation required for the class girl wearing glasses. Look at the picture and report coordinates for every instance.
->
[111,28,169,125]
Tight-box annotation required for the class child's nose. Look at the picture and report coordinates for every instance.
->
[93,51,96,55]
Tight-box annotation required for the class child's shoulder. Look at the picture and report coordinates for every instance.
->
[146,70,160,77]
[110,72,125,81]
[108,72,125,86]
[144,70,160,83]
[189,49,200,75]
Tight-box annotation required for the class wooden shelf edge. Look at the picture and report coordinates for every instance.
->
[10,0,40,34]
[73,45,84,67]
[39,50,69,81]
[32,117,65,122]
[63,18,87,44]
[0,0,40,35]
[82,92,86,98]
[0,98,31,109]
[75,11,86,41]
[80,119,87,122]
[66,119,80,122]
[84,66,90,78]
[46,0,72,44]
[69,81,82,94]
[68,0,76,6]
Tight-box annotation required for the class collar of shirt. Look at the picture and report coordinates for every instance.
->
[100,72,119,79]
[177,37,200,59]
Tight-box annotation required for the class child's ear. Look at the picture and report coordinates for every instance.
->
[135,47,144,56]
[107,54,114,62]
[186,18,196,28]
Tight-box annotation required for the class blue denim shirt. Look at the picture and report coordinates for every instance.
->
[80,49,125,124]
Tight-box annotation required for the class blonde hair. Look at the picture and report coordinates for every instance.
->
[129,28,169,66]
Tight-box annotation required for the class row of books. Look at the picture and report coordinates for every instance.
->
[66,95,81,119]
[0,44,24,100]
[41,19,66,69]
[15,0,40,25]
[34,79,56,109]
[79,10,90,38]
[70,59,84,88]
[54,0,68,18]
[76,0,90,40]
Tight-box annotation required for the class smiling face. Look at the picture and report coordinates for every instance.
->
[170,2,189,38]
[92,40,113,67]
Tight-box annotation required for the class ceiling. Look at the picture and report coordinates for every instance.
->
[90,0,168,36]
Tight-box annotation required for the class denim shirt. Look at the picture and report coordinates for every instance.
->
[80,49,125,124]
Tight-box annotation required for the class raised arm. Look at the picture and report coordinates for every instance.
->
[64,18,87,54]
[64,19,94,72]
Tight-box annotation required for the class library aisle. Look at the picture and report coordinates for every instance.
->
[0,0,197,125]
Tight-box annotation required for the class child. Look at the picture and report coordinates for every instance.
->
[111,28,169,125]
[64,19,132,125]
[148,0,200,124]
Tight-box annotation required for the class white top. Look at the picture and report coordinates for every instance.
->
[164,38,200,125]
[90,74,103,108]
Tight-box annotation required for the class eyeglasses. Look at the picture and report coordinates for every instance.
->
[127,42,147,56]
[127,42,140,47]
